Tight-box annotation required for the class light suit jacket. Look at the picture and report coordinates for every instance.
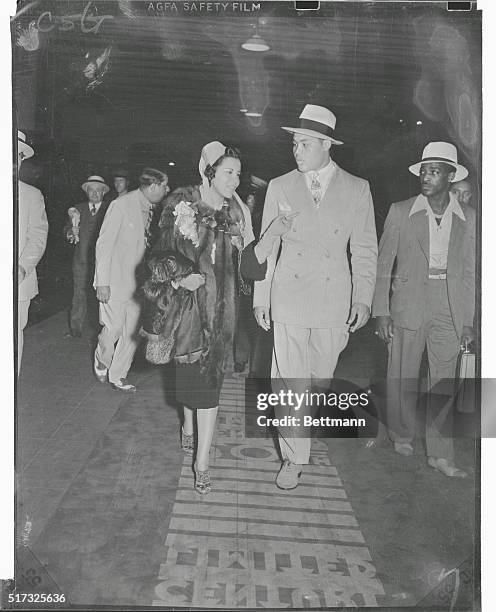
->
[18,181,49,301]
[372,194,476,338]
[253,165,378,328]
[94,189,150,302]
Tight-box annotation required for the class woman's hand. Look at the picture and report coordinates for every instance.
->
[178,273,205,291]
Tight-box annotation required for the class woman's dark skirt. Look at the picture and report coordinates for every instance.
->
[175,362,224,409]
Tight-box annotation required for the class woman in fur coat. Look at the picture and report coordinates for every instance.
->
[143,142,254,495]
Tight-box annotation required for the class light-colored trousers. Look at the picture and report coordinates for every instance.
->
[95,298,141,384]
[387,279,460,461]
[272,322,349,464]
[18,299,30,372]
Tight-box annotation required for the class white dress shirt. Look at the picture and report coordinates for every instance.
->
[409,193,466,276]
[88,201,103,215]
[304,159,336,203]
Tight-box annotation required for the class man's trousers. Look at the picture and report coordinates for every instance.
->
[18,299,30,371]
[387,279,460,460]
[271,322,349,465]
[95,298,141,384]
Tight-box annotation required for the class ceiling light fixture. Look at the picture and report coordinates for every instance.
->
[168,162,175,166]
[242,27,270,52]
[245,111,263,117]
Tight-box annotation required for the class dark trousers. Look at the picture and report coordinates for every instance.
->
[70,262,98,334]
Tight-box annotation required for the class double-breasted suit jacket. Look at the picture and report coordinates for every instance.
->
[94,189,150,302]
[253,166,378,328]
[372,194,476,339]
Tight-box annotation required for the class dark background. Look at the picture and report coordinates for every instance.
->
[12,0,482,321]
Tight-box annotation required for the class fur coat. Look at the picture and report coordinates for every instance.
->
[144,185,250,388]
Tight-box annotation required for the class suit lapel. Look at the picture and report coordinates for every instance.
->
[318,164,340,210]
[409,209,430,262]
[282,171,314,210]
[447,212,465,271]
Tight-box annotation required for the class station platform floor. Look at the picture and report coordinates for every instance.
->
[15,311,477,609]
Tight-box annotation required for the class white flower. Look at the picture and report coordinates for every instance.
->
[68,207,80,227]
[173,201,199,247]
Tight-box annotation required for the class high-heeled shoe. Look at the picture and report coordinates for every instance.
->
[194,467,211,495]
[181,428,194,456]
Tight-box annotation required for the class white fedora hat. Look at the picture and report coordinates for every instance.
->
[282,104,343,145]
[409,142,468,182]
[81,175,110,194]
[18,130,34,159]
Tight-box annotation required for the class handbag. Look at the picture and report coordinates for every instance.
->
[144,332,175,365]
[144,289,205,365]
[454,348,476,414]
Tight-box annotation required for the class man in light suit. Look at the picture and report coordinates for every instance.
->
[93,168,169,392]
[253,104,378,489]
[17,131,49,371]
[372,142,475,478]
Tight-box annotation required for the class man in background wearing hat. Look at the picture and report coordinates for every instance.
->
[64,175,110,337]
[17,131,49,370]
[93,167,169,392]
[253,104,378,490]
[373,142,475,478]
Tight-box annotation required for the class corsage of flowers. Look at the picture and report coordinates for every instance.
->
[173,201,199,247]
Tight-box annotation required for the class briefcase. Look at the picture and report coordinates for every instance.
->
[454,348,476,414]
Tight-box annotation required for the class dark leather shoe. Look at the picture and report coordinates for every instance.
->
[110,379,136,393]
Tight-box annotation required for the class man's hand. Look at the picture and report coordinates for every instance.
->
[347,302,370,333]
[18,265,26,284]
[375,315,394,343]
[266,212,300,237]
[96,286,111,303]
[178,273,205,292]
[460,326,475,351]
[254,306,271,331]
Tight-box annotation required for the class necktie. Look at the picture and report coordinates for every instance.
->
[90,204,97,216]
[309,172,322,206]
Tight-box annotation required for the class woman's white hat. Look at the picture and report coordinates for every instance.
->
[18,130,34,159]
[409,142,468,182]
[199,141,226,187]
[282,104,343,145]
[81,175,110,194]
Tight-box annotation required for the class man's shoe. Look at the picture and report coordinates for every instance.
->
[111,379,136,393]
[276,460,302,490]
[93,357,108,383]
[234,361,246,373]
[70,329,82,338]
[394,442,414,456]
[428,457,467,479]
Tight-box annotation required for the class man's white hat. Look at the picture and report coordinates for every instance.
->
[18,130,34,159]
[409,142,468,182]
[282,104,343,145]
[81,175,110,194]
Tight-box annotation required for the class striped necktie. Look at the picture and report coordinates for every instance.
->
[90,204,97,216]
